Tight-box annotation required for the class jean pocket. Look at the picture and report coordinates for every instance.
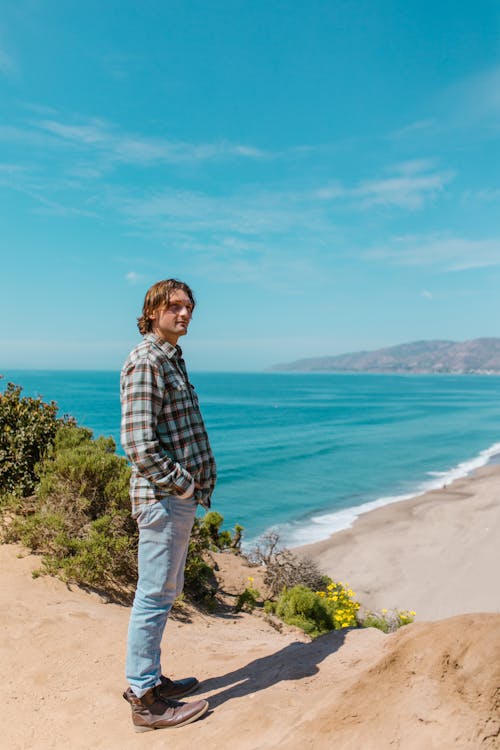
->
[136,497,171,530]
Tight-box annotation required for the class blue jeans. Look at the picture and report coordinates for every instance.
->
[126,495,198,697]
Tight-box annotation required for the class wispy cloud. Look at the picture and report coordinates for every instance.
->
[354,160,453,209]
[0,113,273,172]
[40,119,109,145]
[387,64,500,143]
[35,117,271,165]
[109,187,338,289]
[0,43,16,77]
[114,187,333,241]
[365,234,500,271]
[441,64,500,128]
[459,64,500,117]
[389,119,436,140]
[0,158,100,216]
[316,160,453,210]
[462,188,500,204]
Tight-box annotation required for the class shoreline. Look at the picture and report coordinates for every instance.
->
[297,464,500,621]
[277,440,500,549]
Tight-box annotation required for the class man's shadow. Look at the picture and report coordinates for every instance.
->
[198,628,348,709]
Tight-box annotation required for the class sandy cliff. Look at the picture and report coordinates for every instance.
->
[1,544,499,750]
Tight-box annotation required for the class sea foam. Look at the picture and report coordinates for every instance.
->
[262,441,500,549]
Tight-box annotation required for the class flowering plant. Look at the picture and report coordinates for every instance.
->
[316,580,360,629]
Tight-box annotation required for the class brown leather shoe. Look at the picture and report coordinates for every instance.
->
[157,674,199,699]
[123,687,208,732]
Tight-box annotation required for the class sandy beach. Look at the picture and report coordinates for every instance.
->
[300,464,500,621]
[1,465,500,748]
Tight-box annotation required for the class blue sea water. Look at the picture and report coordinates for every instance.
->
[3,370,500,548]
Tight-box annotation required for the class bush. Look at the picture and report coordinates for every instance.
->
[360,608,416,633]
[0,381,60,497]
[201,511,232,550]
[1,396,241,605]
[275,585,338,638]
[235,576,261,613]
[316,579,360,629]
[251,531,327,596]
[183,517,219,603]
[36,423,132,521]
[183,514,245,605]
[3,422,137,600]
[274,581,361,637]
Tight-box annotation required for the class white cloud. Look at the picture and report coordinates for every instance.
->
[421,290,433,299]
[229,144,269,158]
[40,119,109,145]
[109,187,337,290]
[125,271,144,284]
[389,119,436,140]
[365,234,500,271]
[33,117,271,166]
[354,169,452,210]
[114,187,333,243]
[315,160,453,210]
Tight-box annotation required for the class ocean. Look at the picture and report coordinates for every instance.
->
[3,370,500,548]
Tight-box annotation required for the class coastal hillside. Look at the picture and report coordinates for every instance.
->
[270,337,500,374]
[1,544,499,750]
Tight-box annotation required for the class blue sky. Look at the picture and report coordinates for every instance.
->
[1,0,499,371]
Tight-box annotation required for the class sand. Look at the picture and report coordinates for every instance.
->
[1,465,500,748]
[300,464,500,621]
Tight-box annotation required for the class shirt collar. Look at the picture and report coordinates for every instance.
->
[144,333,182,359]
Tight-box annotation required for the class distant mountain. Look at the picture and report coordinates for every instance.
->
[269,338,500,374]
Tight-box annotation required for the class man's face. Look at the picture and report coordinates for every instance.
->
[149,289,194,345]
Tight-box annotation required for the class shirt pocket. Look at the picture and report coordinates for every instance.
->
[163,377,193,425]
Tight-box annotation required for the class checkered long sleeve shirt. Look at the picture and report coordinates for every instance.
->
[120,333,216,517]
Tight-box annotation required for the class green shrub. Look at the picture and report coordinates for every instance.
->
[183,516,244,604]
[359,608,416,632]
[36,424,132,520]
[0,383,244,606]
[275,585,336,637]
[183,517,219,603]
[4,421,240,604]
[3,422,137,599]
[200,510,238,552]
[40,515,138,592]
[0,382,60,497]
[271,583,415,638]
[235,585,260,613]
[263,599,276,614]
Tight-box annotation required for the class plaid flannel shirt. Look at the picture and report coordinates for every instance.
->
[120,333,216,517]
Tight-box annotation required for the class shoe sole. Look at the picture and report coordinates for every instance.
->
[133,700,209,732]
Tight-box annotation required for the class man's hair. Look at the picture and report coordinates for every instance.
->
[137,279,196,335]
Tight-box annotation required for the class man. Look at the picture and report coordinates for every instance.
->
[120,278,216,732]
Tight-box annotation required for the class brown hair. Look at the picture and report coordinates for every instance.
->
[137,279,196,335]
